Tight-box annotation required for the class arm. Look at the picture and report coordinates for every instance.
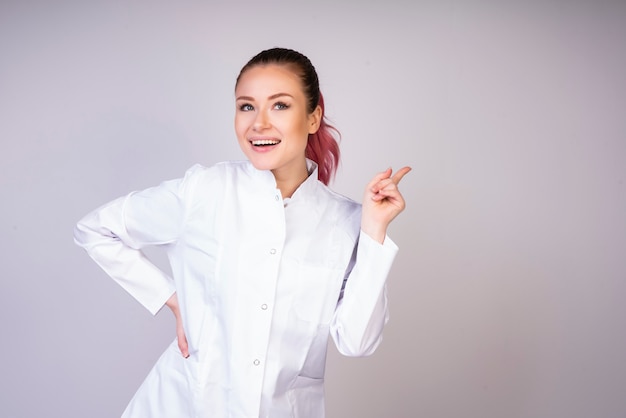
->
[330,231,398,356]
[73,170,197,315]
[330,167,411,356]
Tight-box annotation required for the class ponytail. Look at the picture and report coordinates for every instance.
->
[306,92,340,185]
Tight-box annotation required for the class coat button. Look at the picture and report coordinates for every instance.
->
[261,304,268,310]
[253,359,261,366]
[269,248,276,255]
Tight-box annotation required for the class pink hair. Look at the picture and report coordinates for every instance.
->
[306,92,340,185]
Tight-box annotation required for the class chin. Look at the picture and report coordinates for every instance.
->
[245,155,277,172]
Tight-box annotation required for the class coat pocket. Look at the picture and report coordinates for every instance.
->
[287,376,325,418]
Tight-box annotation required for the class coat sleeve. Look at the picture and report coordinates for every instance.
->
[329,229,399,357]
[73,165,202,315]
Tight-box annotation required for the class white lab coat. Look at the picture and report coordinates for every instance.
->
[74,160,398,418]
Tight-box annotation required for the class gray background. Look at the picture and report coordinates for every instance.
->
[1,1,625,417]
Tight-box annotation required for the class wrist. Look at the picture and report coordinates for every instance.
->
[165,292,179,312]
[360,223,386,244]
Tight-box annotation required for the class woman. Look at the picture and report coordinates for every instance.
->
[75,47,410,418]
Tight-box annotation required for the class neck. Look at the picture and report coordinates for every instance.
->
[273,165,309,199]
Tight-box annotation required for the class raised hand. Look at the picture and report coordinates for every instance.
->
[361,166,411,243]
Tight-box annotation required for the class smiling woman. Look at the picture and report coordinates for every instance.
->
[74,47,410,418]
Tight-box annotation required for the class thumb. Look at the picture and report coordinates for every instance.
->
[367,167,393,191]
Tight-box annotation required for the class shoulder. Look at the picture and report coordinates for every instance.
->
[181,160,253,186]
[180,160,275,200]
[314,182,362,237]
[318,183,360,213]
[184,160,249,177]
[167,161,245,203]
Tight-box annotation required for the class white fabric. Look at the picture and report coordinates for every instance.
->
[74,160,398,418]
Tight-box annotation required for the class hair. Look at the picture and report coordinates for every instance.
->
[235,47,341,185]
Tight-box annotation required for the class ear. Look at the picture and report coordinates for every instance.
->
[307,105,322,134]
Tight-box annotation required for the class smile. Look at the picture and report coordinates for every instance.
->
[251,139,281,146]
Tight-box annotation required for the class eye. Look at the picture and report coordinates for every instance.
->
[239,103,254,111]
[274,101,290,110]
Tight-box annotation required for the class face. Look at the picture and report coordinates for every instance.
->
[235,64,321,180]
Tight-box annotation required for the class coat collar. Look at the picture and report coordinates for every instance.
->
[243,158,321,200]
[291,159,321,200]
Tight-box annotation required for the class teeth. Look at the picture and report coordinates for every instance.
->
[252,139,280,146]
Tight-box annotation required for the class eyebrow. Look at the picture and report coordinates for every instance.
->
[236,92,294,101]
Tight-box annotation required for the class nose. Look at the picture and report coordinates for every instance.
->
[252,110,270,131]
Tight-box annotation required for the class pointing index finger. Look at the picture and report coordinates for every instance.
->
[391,166,412,184]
